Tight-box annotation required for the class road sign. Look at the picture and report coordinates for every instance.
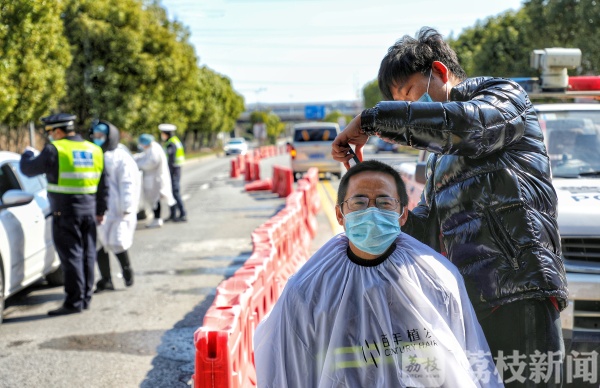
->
[305,105,326,120]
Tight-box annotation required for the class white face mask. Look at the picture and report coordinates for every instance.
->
[48,135,55,142]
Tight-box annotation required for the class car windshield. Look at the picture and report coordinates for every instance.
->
[537,110,600,178]
[228,139,244,144]
[293,128,335,142]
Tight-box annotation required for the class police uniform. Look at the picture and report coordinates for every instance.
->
[159,123,187,222]
[20,113,108,316]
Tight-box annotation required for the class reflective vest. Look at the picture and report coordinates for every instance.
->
[165,136,185,166]
[48,139,103,194]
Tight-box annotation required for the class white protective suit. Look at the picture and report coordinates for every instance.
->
[97,141,141,254]
[134,141,175,209]
[254,233,503,388]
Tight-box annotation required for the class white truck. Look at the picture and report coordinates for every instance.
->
[399,100,600,359]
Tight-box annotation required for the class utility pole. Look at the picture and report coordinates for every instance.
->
[29,121,35,148]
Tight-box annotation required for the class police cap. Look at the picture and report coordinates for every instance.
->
[42,113,77,132]
[158,123,177,132]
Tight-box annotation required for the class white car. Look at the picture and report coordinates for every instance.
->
[223,138,248,156]
[0,151,62,324]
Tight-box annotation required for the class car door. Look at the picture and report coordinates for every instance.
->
[0,162,49,287]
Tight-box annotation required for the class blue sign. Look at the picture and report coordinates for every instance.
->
[305,105,326,120]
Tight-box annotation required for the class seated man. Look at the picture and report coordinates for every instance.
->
[254,160,502,388]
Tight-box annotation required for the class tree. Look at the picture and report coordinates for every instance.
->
[248,110,284,145]
[61,0,148,130]
[449,10,536,78]
[324,110,353,129]
[187,67,245,149]
[134,2,205,136]
[363,79,384,108]
[522,0,600,74]
[0,0,71,149]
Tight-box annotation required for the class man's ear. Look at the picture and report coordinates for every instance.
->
[335,205,345,228]
[432,61,449,83]
[399,207,409,227]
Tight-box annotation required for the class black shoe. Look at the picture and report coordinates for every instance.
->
[123,268,134,287]
[48,306,81,316]
[94,278,115,293]
[175,215,188,222]
[164,215,178,222]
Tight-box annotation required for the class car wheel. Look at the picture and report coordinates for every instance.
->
[46,264,64,286]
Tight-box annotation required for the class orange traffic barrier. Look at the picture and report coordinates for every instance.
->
[244,159,253,182]
[237,155,245,174]
[245,178,272,192]
[271,165,294,198]
[253,161,261,181]
[192,164,322,388]
[195,305,247,388]
[230,159,239,178]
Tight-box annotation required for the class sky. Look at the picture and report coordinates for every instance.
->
[159,0,525,105]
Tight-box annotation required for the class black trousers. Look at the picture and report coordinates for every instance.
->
[96,247,131,282]
[170,166,186,217]
[52,215,97,311]
[479,298,564,387]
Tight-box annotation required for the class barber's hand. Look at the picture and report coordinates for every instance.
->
[331,114,369,169]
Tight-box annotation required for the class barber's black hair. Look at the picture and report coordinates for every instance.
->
[378,26,467,101]
[337,159,408,208]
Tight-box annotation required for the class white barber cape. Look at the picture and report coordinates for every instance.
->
[254,233,503,388]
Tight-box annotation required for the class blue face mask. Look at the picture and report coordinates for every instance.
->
[344,207,402,255]
[417,69,434,102]
[93,138,105,147]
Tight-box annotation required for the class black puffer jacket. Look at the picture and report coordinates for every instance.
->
[361,77,568,313]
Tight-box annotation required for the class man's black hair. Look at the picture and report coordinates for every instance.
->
[378,26,467,101]
[337,159,408,208]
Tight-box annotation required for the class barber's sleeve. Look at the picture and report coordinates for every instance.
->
[362,78,528,158]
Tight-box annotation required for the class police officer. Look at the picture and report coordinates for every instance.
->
[20,113,108,316]
[159,123,187,222]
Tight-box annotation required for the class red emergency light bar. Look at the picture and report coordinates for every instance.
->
[568,76,600,91]
[511,76,600,99]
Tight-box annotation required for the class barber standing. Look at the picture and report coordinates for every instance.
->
[20,113,108,316]
[159,123,187,222]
